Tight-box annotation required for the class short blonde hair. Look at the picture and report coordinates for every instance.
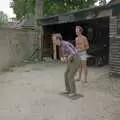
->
[52,33,62,41]
[56,33,62,41]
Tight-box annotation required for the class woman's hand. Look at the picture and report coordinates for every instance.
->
[60,57,67,63]
[68,55,73,61]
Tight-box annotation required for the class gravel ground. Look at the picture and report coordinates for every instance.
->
[0,63,119,120]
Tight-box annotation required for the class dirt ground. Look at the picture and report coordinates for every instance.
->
[0,63,120,120]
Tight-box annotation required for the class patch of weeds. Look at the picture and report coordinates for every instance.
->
[1,67,14,73]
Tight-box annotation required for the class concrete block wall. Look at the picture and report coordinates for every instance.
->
[0,27,36,70]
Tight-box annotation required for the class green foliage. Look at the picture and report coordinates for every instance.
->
[43,0,98,16]
[99,0,107,5]
[11,0,35,19]
[11,0,99,19]
[0,11,8,25]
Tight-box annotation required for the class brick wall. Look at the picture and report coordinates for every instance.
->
[0,27,37,70]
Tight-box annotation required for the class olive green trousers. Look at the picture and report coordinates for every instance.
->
[64,58,81,93]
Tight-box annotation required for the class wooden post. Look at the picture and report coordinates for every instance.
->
[35,0,44,60]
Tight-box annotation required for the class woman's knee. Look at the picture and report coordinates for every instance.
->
[81,61,87,67]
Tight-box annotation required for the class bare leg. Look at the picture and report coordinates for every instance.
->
[78,64,82,81]
[81,60,88,83]
[75,63,82,82]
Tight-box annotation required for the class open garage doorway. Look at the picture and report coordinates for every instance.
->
[43,17,109,66]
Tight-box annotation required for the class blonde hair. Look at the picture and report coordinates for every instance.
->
[55,33,63,41]
[52,33,62,40]
[52,33,62,45]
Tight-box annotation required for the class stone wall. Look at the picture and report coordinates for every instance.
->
[0,27,37,70]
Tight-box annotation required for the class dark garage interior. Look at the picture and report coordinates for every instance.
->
[43,17,109,66]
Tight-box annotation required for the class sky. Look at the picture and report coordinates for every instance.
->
[0,0,111,18]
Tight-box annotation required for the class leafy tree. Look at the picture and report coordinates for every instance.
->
[10,0,35,19]
[44,0,98,16]
[0,11,8,25]
[11,0,98,19]
[99,0,107,5]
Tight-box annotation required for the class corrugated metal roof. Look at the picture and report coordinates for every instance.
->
[16,14,36,29]
[40,2,120,26]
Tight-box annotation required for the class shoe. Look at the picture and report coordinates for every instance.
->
[61,91,71,95]
[84,81,88,84]
[68,93,77,97]
[75,79,81,82]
